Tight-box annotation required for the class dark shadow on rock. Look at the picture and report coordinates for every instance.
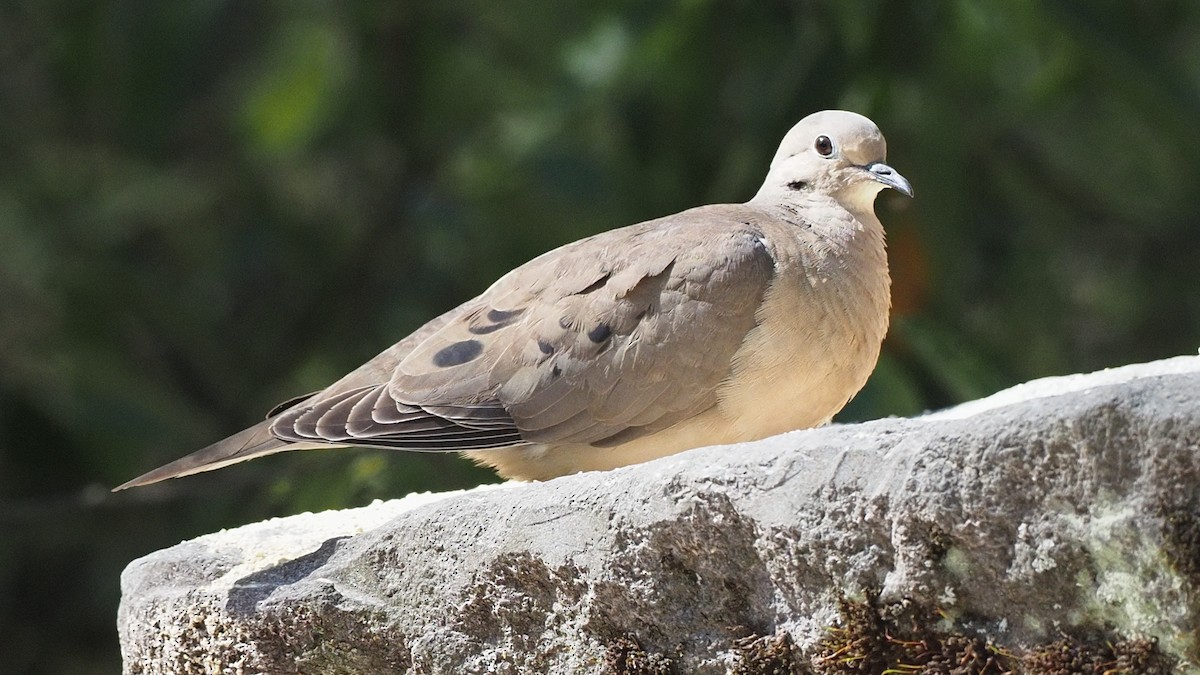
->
[226,536,349,616]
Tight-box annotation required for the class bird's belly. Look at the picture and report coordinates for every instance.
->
[715,266,888,440]
[464,408,729,480]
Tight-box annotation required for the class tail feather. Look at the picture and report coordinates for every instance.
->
[112,420,311,491]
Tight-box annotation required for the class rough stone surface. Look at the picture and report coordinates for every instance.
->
[118,356,1200,674]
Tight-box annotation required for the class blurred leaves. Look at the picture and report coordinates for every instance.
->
[239,18,355,157]
[1,1,1200,672]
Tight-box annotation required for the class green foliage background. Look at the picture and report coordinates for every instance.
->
[1,1,1198,671]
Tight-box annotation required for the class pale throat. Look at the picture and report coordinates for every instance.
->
[834,182,887,223]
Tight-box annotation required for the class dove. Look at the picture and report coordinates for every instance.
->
[114,110,911,490]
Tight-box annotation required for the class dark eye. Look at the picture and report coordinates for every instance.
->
[814,135,834,157]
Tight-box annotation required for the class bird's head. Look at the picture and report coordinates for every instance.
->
[754,110,912,212]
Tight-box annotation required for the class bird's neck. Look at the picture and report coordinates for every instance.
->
[746,191,889,296]
[752,180,883,215]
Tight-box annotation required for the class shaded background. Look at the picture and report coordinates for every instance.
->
[2,1,1198,671]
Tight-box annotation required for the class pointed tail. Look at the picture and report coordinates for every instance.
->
[113,420,305,491]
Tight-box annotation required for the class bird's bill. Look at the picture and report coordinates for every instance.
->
[864,162,913,198]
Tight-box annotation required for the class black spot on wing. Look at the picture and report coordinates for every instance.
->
[537,338,555,355]
[587,322,612,343]
[433,339,484,367]
[468,322,507,335]
[487,308,523,322]
[468,307,525,335]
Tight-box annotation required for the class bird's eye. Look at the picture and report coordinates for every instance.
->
[814,135,834,157]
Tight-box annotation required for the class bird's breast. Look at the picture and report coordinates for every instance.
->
[715,221,890,440]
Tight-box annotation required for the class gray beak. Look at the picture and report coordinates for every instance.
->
[865,162,913,198]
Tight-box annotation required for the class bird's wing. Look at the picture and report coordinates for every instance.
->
[270,204,778,450]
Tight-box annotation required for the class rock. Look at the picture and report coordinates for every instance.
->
[118,356,1200,674]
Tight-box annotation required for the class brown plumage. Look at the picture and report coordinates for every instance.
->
[114,110,911,490]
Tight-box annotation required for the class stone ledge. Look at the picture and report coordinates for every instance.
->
[118,355,1200,673]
